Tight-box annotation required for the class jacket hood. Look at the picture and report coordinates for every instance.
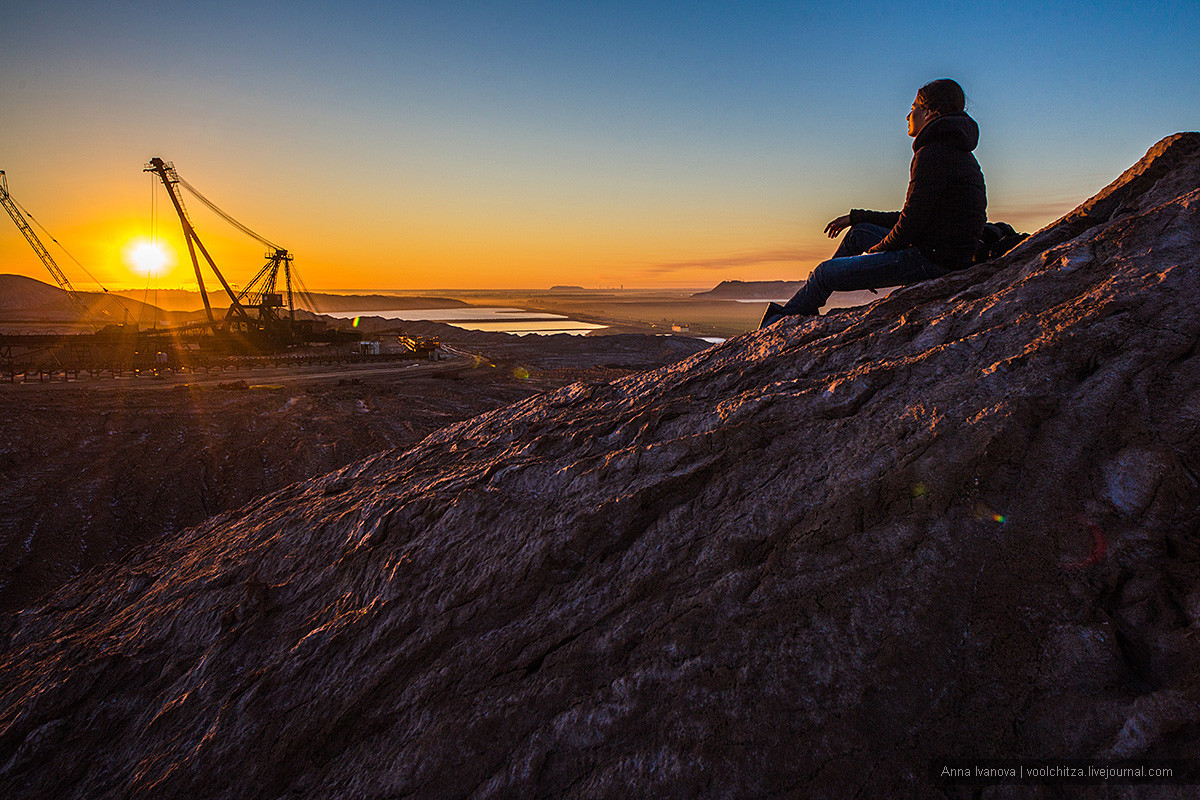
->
[913,112,979,153]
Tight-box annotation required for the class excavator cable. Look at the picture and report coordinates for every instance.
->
[291,268,321,316]
[173,174,281,252]
[0,169,120,329]
[9,194,109,293]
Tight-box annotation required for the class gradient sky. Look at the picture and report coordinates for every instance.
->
[1,0,1197,291]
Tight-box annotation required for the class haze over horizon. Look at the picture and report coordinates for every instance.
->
[2,1,1196,292]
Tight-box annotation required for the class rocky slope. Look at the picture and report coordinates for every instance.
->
[0,370,541,613]
[2,133,1200,798]
[0,333,707,613]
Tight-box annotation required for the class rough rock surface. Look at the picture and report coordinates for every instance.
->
[3,134,1200,798]
[0,372,539,612]
[0,333,707,612]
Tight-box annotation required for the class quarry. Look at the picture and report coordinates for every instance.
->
[2,134,1200,798]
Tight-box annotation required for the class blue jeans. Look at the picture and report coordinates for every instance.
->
[761,223,948,326]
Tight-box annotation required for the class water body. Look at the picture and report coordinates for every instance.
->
[324,307,607,336]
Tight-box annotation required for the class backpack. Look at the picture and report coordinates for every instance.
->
[973,222,1027,264]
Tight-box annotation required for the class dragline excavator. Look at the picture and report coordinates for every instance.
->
[0,170,93,320]
[144,157,357,352]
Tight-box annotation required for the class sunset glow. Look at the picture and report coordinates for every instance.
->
[1,2,1197,291]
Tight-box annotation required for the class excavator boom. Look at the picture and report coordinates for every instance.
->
[144,157,322,352]
[0,171,90,317]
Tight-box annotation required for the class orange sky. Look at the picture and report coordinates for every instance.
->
[2,2,1194,292]
[0,154,1088,294]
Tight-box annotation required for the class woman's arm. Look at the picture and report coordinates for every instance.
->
[849,209,901,231]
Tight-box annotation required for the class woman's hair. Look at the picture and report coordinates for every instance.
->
[916,79,966,115]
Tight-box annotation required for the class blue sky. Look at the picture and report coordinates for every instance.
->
[1,0,1196,289]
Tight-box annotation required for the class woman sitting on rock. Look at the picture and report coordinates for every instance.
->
[761,78,986,327]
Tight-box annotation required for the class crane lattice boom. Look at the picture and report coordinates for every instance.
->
[145,157,312,350]
[0,171,90,317]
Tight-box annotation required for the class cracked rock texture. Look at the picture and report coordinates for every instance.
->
[3,133,1200,799]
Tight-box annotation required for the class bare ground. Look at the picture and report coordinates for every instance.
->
[0,329,707,611]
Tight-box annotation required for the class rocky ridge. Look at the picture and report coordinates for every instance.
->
[2,134,1200,798]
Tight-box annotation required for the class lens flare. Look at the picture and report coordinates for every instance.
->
[973,502,1007,524]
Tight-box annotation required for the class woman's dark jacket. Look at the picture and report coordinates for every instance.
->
[850,112,987,270]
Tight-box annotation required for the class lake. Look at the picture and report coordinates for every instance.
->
[324,307,608,336]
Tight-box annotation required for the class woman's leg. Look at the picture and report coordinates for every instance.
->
[830,223,889,259]
[764,247,946,325]
[760,223,889,327]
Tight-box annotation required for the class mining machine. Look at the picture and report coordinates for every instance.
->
[0,169,144,374]
[0,170,94,320]
[145,157,358,353]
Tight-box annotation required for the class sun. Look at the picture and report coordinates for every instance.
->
[123,238,174,278]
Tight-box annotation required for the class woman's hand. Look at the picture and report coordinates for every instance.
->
[824,214,852,238]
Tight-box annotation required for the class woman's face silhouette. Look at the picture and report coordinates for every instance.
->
[907,97,936,137]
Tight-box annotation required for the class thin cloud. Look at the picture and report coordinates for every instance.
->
[642,244,832,275]
[989,197,1085,232]
[639,197,1086,279]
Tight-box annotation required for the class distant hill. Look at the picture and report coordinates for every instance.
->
[301,293,471,312]
[0,274,167,327]
[0,273,67,312]
[691,279,803,299]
